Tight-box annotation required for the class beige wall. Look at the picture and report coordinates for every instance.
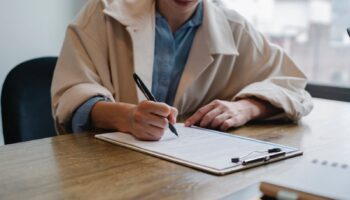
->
[0,0,87,145]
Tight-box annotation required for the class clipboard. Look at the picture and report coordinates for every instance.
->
[95,124,302,175]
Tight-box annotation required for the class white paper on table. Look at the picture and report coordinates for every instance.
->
[95,123,301,175]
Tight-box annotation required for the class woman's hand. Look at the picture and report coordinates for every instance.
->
[185,98,281,131]
[91,101,178,141]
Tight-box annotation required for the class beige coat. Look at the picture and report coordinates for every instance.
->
[51,0,313,134]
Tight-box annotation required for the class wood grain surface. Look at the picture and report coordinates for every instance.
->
[1,98,349,200]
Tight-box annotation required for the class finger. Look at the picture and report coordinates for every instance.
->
[219,118,237,131]
[199,108,223,128]
[145,124,166,140]
[185,103,215,127]
[145,113,169,129]
[139,101,171,117]
[210,113,230,129]
[219,115,251,131]
[135,131,162,141]
[168,107,178,125]
[133,123,165,141]
[132,125,160,141]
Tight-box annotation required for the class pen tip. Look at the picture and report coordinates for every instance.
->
[174,131,179,137]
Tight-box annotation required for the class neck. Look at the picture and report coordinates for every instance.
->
[156,1,199,33]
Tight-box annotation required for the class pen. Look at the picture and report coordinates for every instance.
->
[133,73,179,137]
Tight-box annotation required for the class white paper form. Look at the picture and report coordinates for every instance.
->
[95,124,300,175]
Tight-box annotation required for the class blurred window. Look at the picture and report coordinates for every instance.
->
[215,0,350,87]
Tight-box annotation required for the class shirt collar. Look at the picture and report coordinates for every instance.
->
[189,2,204,27]
[103,0,237,55]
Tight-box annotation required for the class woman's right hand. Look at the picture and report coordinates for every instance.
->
[91,101,178,141]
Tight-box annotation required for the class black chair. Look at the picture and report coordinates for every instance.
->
[306,83,350,102]
[1,57,58,144]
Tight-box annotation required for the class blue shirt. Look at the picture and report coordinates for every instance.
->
[152,4,203,105]
[71,3,203,132]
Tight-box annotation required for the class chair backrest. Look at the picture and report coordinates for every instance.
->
[305,28,350,102]
[1,57,57,144]
[306,83,350,102]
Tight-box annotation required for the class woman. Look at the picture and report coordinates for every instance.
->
[51,0,313,140]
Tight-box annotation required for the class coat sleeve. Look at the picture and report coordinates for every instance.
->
[51,1,115,134]
[231,19,313,121]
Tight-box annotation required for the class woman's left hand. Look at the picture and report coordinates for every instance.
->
[185,98,281,131]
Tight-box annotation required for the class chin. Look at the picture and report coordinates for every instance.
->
[172,0,200,9]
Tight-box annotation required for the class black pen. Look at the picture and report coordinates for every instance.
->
[133,73,179,137]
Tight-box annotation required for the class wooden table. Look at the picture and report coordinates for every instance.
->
[1,98,350,200]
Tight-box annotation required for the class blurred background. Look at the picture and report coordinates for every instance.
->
[215,0,350,86]
[0,0,87,145]
[0,0,349,145]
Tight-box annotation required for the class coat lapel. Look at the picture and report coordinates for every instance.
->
[103,0,155,102]
[173,27,214,111]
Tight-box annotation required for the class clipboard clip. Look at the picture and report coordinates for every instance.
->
[231,148,286,165]
[242,151,286,165]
